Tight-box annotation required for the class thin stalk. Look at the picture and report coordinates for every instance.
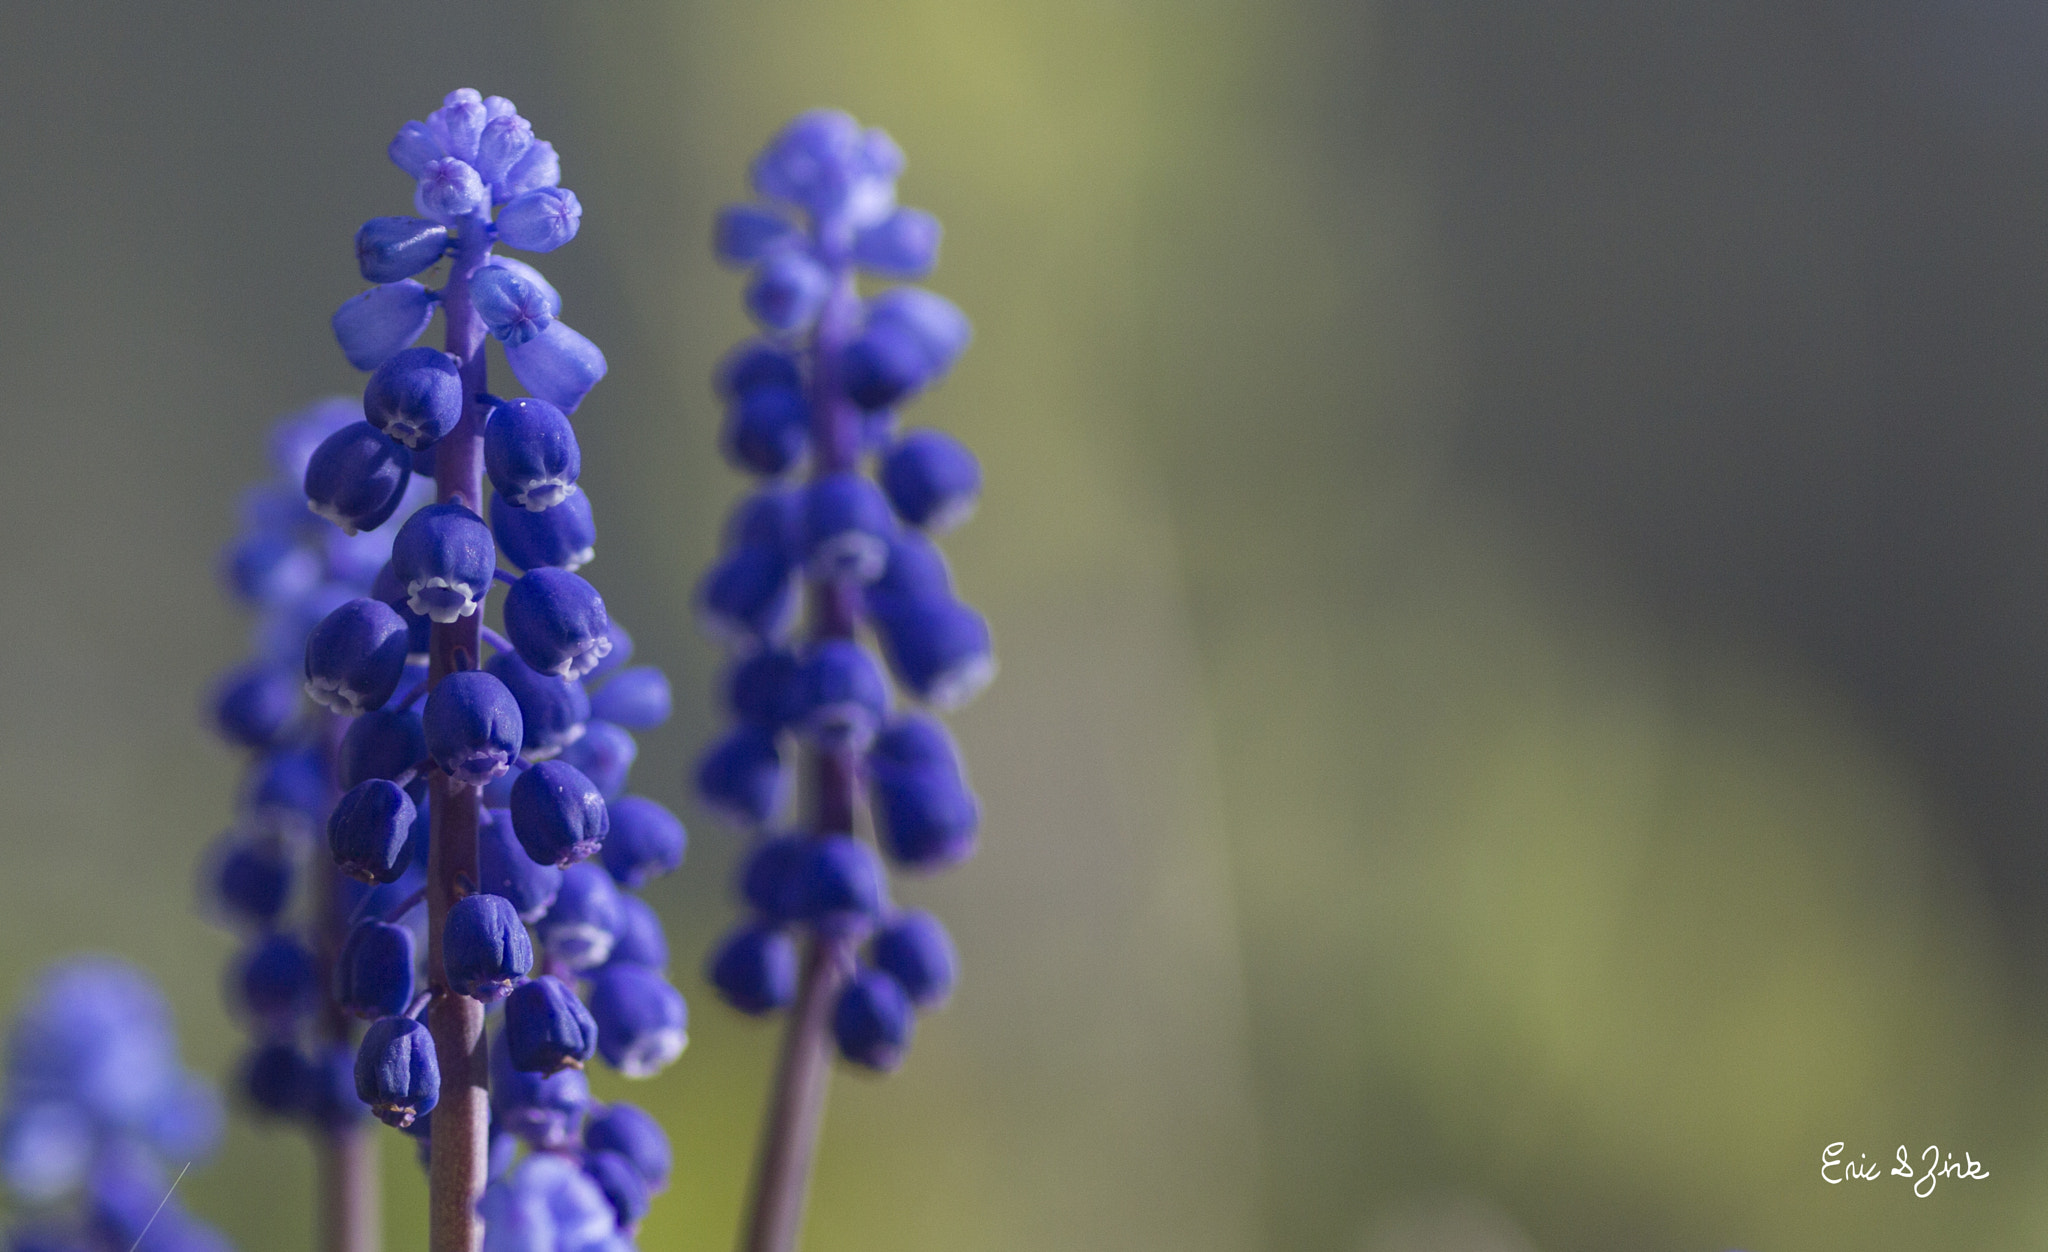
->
[739,270,863,1252]
[426,215,493,1252]
[317,716,380,1252]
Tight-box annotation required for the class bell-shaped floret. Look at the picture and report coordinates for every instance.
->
[603,895,667,972]
[722,379,810,478]
[333,281,437,372]
[304,421,412,534]
[510,759,609,868]
[417,157,487,223]
[473,264,556,346]
[598,796,685,889]
[709,922,798,1016]
[335,921,417,1020]
[853,206,941,278]
[583,1149,650,1230]
[392,502,495,623]
[209,832,292,927]
[794,834,889,928]
[586,965,687,1079]
[504,567,611,679]
[427,90,487,164]
[713,204,798,265]
[328,779,418,884]
[496,187,582,253]
[422,669,524,785]
[355,216,450,283]
[504,975,598,1074]
[444,893,532,1002]
[364,347,464,450]
[480,810,563,922]
[474,113,534,189]
[864,530,955,619]
[484,397,581,510]
[489,1027,591,1150]
[492,490,596,572]
[536,863,620,971]
[210,664,299,748]
[355,1016,439,1129]
[832,968,913,1071]
[880,430,980,532]
[388,120,444,179]
[796,640,890,750]
[872,911,956,1008]
[304,597,411,715]
[738,834,811,923]
[588,667,669,730]
[583,1103,670,1192]
[237,934,318,1020]
[802,473,895,583]
[694,724,788,829]
[839,288,971,411]
[717,339,803,400]
[873,596,995,711]
[496,138,561,202]
[504,320,606,413]
[242,1043,314,1118]
[485,650,589,760]
[337,706,428,790]
[559,719,635,802]
[745,248,830,332]
[724,648,803,729]
[695,545,798,647]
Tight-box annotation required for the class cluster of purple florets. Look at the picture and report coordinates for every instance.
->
[0,961,231,1252]
[697,111,991,1071]
[206,90,684,1244]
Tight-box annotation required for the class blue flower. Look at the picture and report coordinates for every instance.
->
[353,1017,438,1129]
[503,976,598,1075]
[510,759,610,868]
[585,965,687,1079]
[830,968,913,1072]
[422,669,524,785]
[443,893,533,1002]
[582,1103,671,1192]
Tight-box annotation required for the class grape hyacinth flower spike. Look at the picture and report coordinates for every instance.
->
[700,111,992,1252]
[198,89,685,1252]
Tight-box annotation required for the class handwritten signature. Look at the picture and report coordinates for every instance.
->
[1822,1143,1988,1197]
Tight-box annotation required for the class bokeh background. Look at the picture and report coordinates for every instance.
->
[4,1,2048,1247]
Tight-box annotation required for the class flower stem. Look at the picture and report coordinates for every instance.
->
[739,270,864,1252]
[426,214,493,1252]
[316,712,379,1252]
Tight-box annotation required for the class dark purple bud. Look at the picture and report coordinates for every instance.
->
[872,911,956,1008]
[716,339,802,400]
[241,1043,313,1118]
[489,1026,589,1149]
[724,484,806,558]
[583,1149,651,1229]
[491,490,596,573]
[304,597,411,715]
[332,281,436,372]
[510,759,609,868]
[586,965,687,1078]
[870,713,962,774]
[709,922,797,1016]
[355,1016,438,1129]
[335,921,416,1020]
[796,834,889,927]
[472,263,556,345]
[695,546,798,647]
[208,832,291,926]
[880,429,980,532]
[392,502,495,624]
[364,346,463,450]
[328,779,418,884]
[503,975,597,1074]
[480,810,562,922]
[356,215,450,283]
[583,1102,671,1192]
[485,650,590,760]
[598,796,685,889]
[603,894,668,972]
[840,288,970,411]
[423,670,524,785]
[444,893,532,1001]
[722,380,810,476]
[338,706,428,790]
[713,203,798,265]
[852,207,941,278]
[210,663,299,748]
[237,933,318,1020]
[537,862,621,971]
[588,666,670,730]
[304,421,411,535]
[694,724,789,830]
[832,968,914,1071]
[873,597,995,711]
[504,567,611,680]
[739,833,812,923]
[797,640,890,750]
[863,530,954,622]
[725,648,803,728]
[802,473,896,583]
[558,718,635,803]
[484,397,581,511]
[495,187,582,253]
[503,320,606,414]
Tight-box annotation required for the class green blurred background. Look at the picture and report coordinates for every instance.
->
[4,1,2048,1247]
